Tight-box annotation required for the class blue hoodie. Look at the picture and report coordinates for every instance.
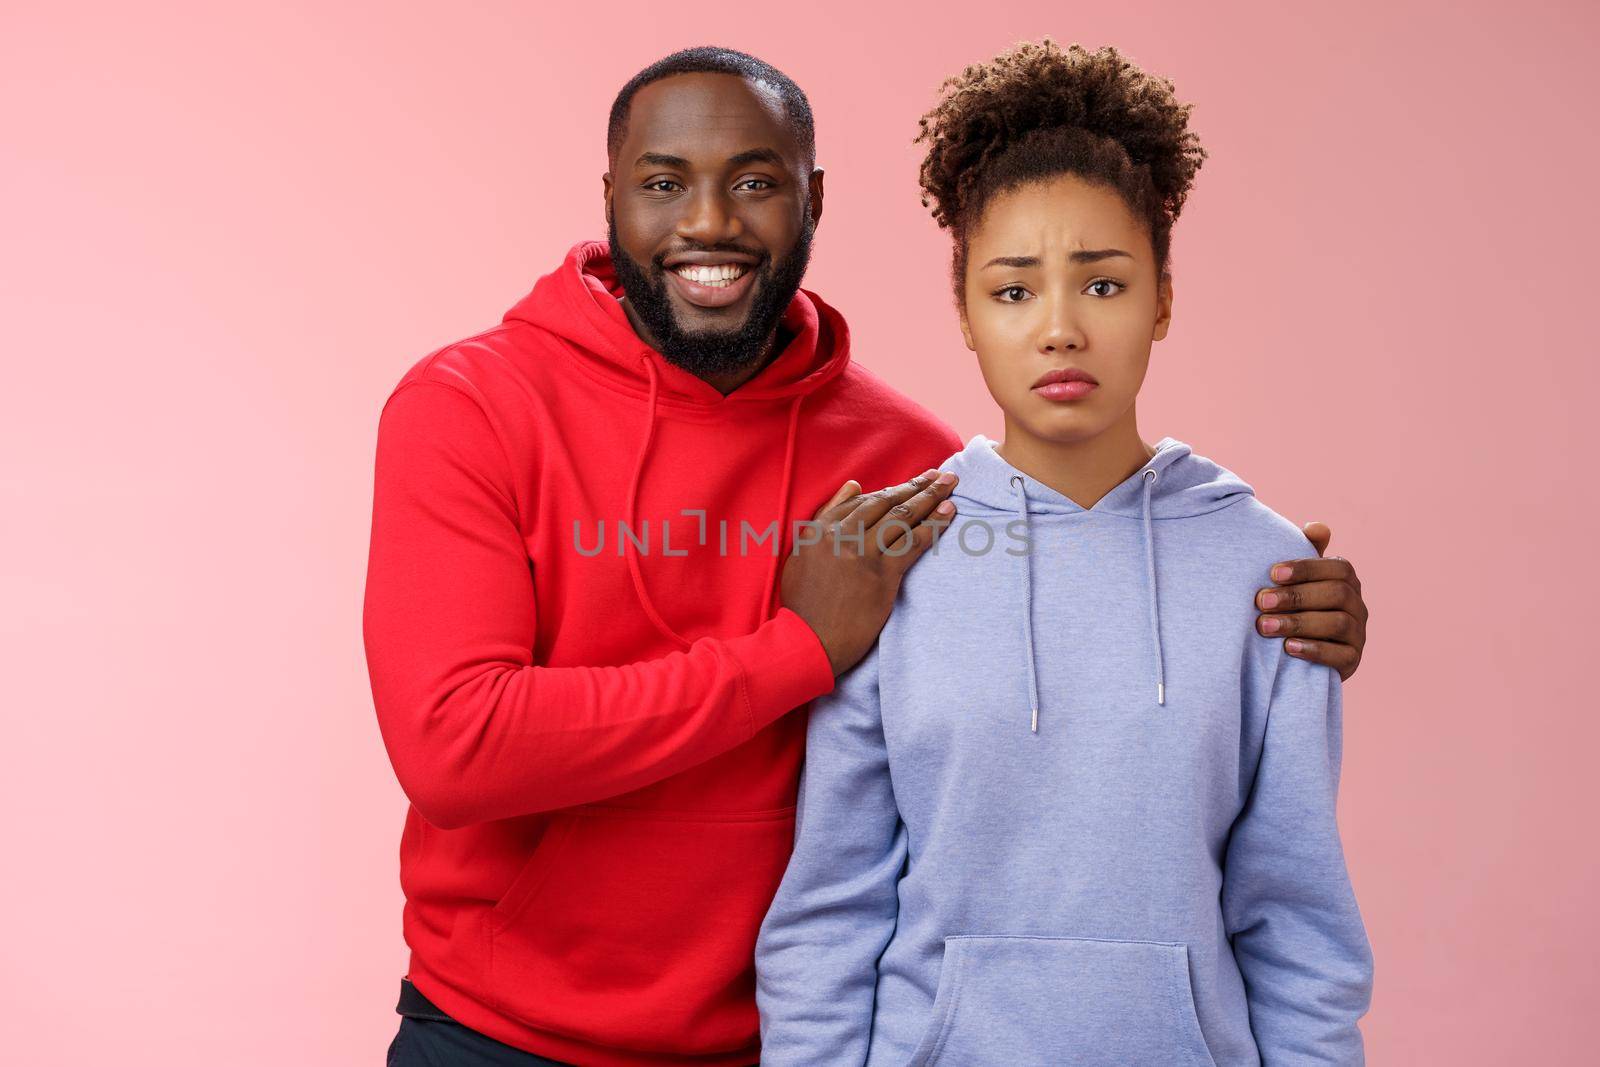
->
[755,434,1373,1066]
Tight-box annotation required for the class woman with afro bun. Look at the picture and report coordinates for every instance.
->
[756,41,1373,1065]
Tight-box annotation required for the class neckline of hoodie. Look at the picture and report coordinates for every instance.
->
[551,243,845,404]
[537,335,832,422]
[948,499,1254,522]
[531,327,840,422]
[957,435,1255,522]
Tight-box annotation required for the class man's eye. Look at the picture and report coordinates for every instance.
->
[1085,279,1125,297]
[645,180,681,192]
[737,178,774,191]
[994,286,1031,303]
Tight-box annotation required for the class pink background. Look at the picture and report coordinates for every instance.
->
[4,1,1595,1062]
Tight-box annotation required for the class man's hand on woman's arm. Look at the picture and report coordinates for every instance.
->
[1254,520,1369,682]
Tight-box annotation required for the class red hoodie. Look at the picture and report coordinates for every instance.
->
[362,240,960,1066]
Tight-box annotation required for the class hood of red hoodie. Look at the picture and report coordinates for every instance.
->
[502,239,851,406]
[497,239,853,654]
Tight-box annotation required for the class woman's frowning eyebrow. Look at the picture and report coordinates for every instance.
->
[980,249,1134,269]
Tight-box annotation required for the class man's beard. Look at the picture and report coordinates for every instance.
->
[608,213,814,380]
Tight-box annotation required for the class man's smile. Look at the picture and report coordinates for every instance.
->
[661,250,762,309]
[666,262,758,308]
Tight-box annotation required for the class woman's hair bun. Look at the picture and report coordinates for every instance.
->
[915,39,1208,288]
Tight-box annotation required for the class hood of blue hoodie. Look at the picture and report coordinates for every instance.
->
[940,433,1255,520]
[934,434,1257,720]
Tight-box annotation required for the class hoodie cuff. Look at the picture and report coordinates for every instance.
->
[725,607,838,735]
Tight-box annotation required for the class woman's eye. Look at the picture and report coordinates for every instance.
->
[1085,279,1125,297]
[995,286,1031,303]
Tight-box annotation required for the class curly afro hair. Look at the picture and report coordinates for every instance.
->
[915,39,1208,304]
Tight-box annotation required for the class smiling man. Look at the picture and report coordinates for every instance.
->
[362,47,1370,1067]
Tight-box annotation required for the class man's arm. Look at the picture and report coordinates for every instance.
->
[362,380,839,828]
[362,380,957,829]
[1256,522,1369,681]
[1222,651,1374,1062]
[755,645,900,1066]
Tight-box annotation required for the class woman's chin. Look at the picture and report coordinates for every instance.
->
[1007,407,1113,447]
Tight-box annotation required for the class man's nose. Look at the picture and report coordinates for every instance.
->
[676,187,741,245]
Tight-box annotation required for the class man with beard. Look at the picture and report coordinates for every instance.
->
[363,47,1371,1067]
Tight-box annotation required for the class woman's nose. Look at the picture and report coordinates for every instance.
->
[1038,302,1085,353]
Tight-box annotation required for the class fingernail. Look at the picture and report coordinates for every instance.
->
[1259,591,1279,609]
[936,501,955,515]
[1285,639,1304,654]
[936,472,956,486]
[1260,617,1281,634]
[1272,565,1292,582]
[921,468,938,480]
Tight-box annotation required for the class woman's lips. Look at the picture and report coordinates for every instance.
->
[1033,379,1098,401]
[666,266,757,309]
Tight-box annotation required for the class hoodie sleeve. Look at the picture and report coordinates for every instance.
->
[362,379,837,829]
[755,644,902,1066]
[1222,650,1374,1064]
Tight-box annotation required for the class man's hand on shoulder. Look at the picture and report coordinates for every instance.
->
[1254,520,1368,682]
[781,470,959,676]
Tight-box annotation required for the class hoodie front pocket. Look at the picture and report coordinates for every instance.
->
[483,803,798,1055]
[486,814,581,932]
[906,935,1216,1067]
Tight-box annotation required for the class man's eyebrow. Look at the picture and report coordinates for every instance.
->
[979,249,1134,269]
[725,147,785,168]
[634,152,690,169]
[633,148,786,170]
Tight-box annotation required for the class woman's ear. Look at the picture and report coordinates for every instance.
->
[1152,271,1174,342]
[958,304,975,352]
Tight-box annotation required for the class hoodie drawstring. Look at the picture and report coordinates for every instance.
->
[1008,465,1169,732]
[1008,475,1043,734]
[1141,467,1167,707]
[624,355,805,649]
[761,393,806,630]
[625,357,689,649]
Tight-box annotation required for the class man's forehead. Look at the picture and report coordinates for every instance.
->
[622,73,794,162]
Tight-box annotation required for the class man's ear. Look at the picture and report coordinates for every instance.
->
[808,167,825,229]
[1152,271,1174,342]
[602,172,614,228]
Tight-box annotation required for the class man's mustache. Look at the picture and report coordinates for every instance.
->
[651,246,771,272]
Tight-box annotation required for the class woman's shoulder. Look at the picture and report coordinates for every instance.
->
[1208,494,1321,569]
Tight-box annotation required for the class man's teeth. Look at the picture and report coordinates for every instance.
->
[674,264,748,287]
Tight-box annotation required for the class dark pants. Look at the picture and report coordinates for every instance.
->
[387,979,576,1066]
[386,978,760,1067]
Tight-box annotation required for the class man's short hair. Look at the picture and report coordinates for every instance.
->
[607,46,816,168]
